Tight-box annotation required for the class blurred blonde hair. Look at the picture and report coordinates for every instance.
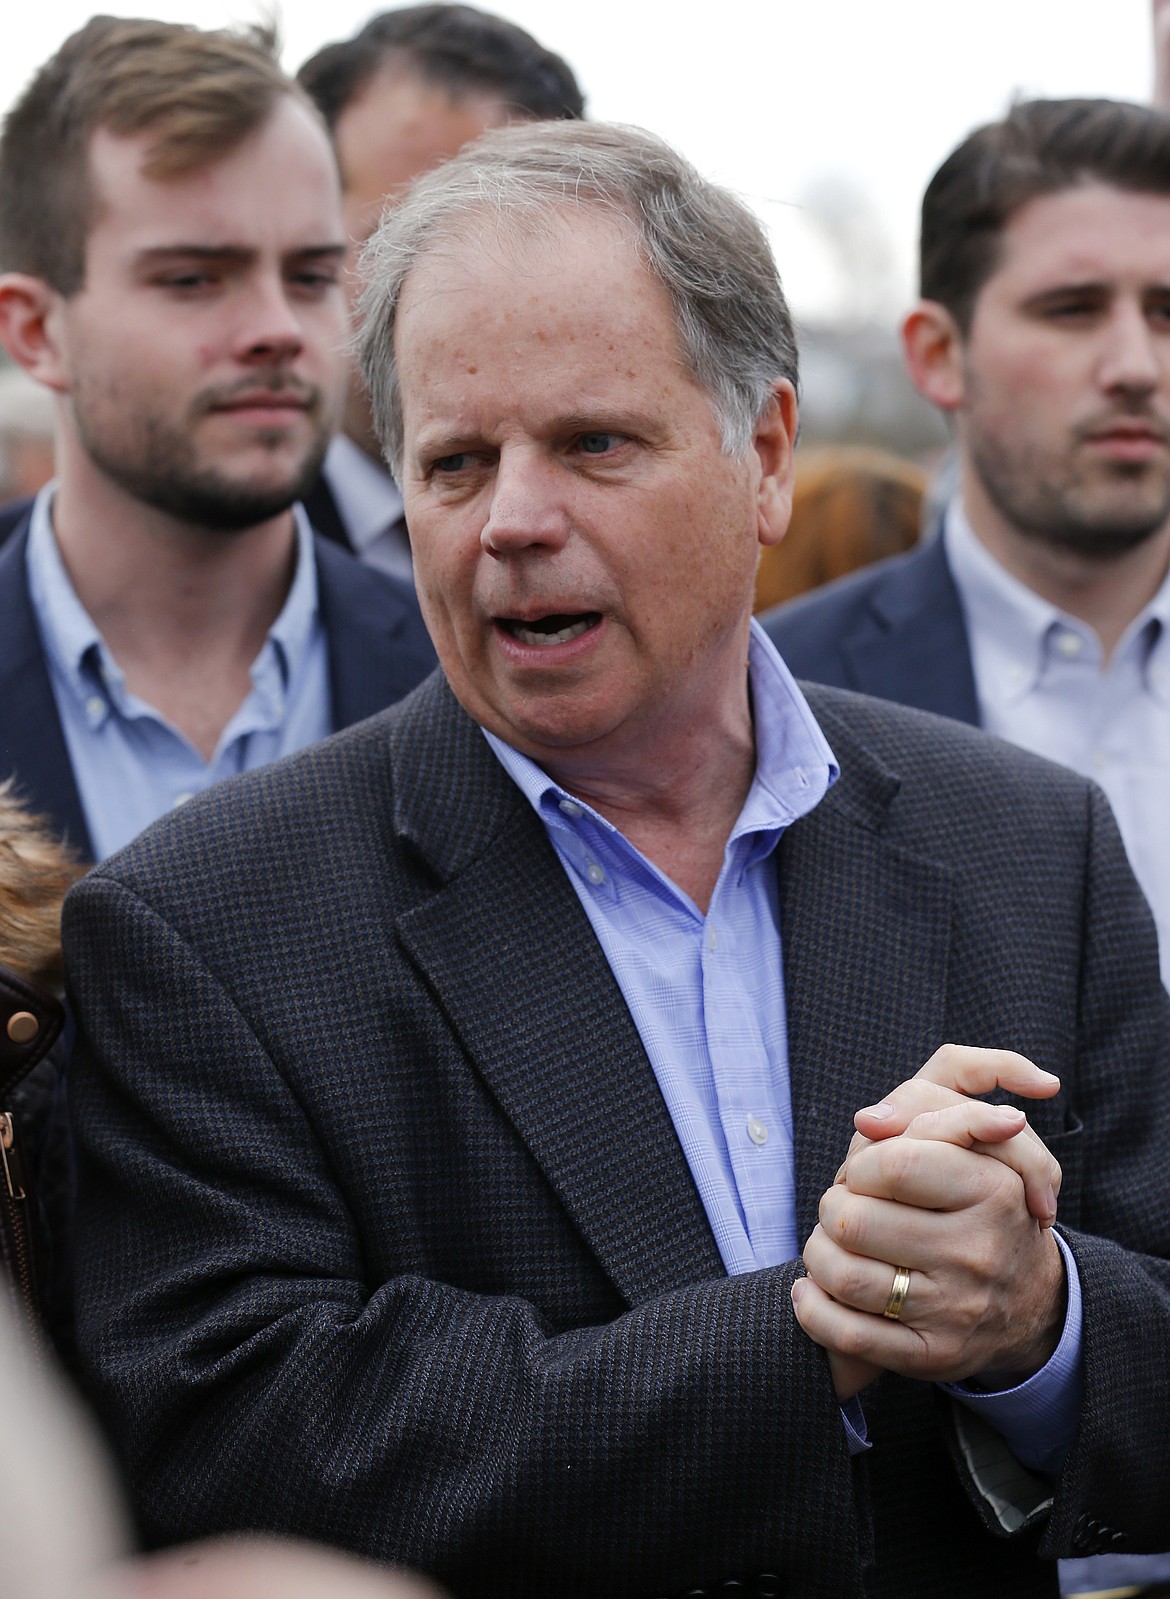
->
[0,783,81,991]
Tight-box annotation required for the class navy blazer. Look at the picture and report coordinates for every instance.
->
[65,673,1170,1598]
[761,535,981,726]
[0,516,436,860]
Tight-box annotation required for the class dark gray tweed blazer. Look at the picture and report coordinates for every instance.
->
[63,673,1170,1599]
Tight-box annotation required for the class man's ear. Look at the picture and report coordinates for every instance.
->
[755,380,798,549]
[901,300,966,412]
[0,274,70,394]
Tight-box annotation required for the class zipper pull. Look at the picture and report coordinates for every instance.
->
[0,1110,27,1199]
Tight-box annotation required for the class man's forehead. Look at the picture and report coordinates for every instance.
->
[398,203,641,310]
[985,181,1170,296]
[83,101,342,248]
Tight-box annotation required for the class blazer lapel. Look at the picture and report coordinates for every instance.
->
[313,535,435,729]
[387,679,722,1308]
[842,536,981,726]
[0,525,93,859]
[779,695,954,1245]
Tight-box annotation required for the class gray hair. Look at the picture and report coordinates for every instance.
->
[357,120,799,477]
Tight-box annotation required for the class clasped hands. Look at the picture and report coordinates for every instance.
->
[791,1045,1067,1402]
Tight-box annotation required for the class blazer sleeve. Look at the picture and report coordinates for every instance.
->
[65,873,869,1599]
[1036,784,1170,1560]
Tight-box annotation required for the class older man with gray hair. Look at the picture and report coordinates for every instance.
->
[66,121,1170,1599]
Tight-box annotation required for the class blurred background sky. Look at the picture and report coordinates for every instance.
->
[2,1,1159,448]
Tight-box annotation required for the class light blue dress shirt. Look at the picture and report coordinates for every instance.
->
[488,620,1082,1476]
[946,501,1170,990]
[27,486,332,861]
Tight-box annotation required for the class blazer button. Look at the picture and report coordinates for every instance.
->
[6,1011,39,1044]
[752,1578,784,1598]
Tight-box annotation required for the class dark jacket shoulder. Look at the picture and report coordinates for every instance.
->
[762,539,979,725]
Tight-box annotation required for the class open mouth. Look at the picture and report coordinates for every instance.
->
[500,613,602,647]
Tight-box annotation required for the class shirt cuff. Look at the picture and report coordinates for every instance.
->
[942,1228,1083,1477]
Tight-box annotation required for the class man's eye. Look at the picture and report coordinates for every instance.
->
[159,273,215,292]
[291,271,339,295]
[576,432,620,455]
[1042,298,1098,321]
[432,453,473,474]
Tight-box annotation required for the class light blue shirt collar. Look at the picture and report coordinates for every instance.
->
[944,498,1170,707]
[26,483,321,731]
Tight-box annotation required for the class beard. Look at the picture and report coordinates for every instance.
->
[71,373,334,533]
[965,394,1170,561]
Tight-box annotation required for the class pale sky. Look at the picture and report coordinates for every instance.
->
[3,0,1157,322]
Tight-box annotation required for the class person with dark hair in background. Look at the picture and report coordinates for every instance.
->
[297,4,584,586]
[765,101,1170,1597]
[65,119,1170,1599]
[0,17,435,864]
[766,101,1170,994]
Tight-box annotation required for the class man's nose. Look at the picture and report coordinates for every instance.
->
[1098,302,1163,394]
[236,278,306,364]
[480,449,571,555]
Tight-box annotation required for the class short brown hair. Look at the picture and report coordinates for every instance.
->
[920,98,1170,332]
[0,15,312,294]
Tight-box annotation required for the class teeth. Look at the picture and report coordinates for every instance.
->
[512,618,594,647]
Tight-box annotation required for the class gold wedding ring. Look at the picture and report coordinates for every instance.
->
[882,1265,912,1321]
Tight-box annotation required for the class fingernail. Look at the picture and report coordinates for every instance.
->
[994,1104,1025,1123]
[1037,1070,1061,1087]
[791,1278,806,1306]
[859,1102,895,1121]
[1045,1184,1057,1218]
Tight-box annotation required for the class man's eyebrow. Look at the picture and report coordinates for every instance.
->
[134,243,347,266]
[1019,280,1109,307]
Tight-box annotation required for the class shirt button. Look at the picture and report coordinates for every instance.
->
[707,925,717,951]
[747,1115,768,1146]
[558,799,583,818]
[85,694,105,722]
[1056,632,1083,657]
[586,863,605,886]
[172,791,195,807]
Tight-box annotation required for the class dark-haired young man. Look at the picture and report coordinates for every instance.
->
[765,103,1170,1595]
[0,18,434,862]
[766,100,1170,1001]
[297,4,584,585]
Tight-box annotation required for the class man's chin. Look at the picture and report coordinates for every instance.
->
[136,459,327,533]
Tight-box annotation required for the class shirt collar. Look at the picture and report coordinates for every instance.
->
[321,434,405,556]
[945,498,1170,704]
[26,483,320,719]
[484,618,839,855]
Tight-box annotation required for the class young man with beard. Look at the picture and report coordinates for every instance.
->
[766,100,1170,1003]
[765,101,1170,1596]
[0,18,434,862]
